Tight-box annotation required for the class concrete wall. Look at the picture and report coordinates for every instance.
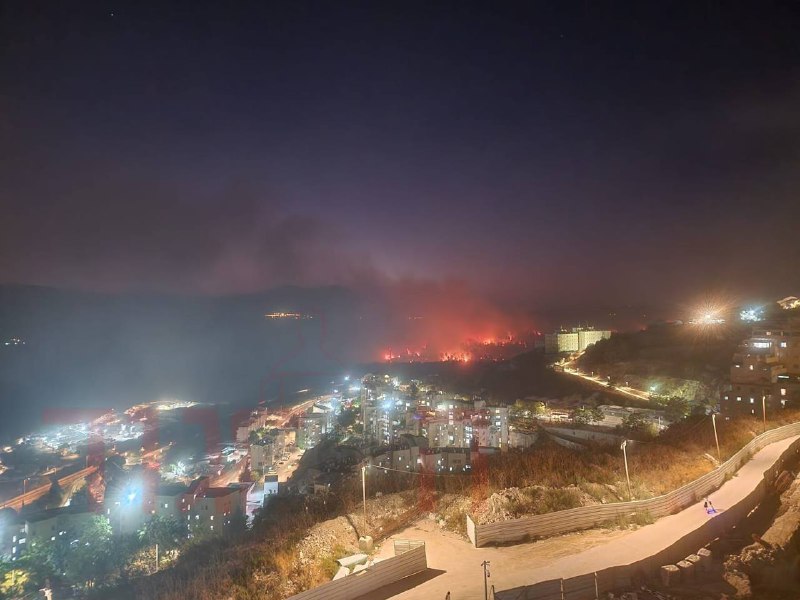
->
[470,422,800,547]
[543,427,625,447]
[286,544,427,600]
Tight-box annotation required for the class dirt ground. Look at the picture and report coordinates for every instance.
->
[363,517,633,600]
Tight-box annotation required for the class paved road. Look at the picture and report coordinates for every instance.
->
[360,434,799,600]
[562,366,653,402]
[0,466,98,511]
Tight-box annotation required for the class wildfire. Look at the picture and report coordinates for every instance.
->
[440,351,472,363]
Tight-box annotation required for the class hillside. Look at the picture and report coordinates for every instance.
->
[577,323,749,406]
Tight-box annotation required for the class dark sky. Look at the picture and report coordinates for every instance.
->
[2,1,799,309]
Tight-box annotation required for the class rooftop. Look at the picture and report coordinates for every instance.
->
[199,487,241,499]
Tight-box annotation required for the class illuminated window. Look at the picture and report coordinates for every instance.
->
[750,398,755,404]
[781,389,787,396]
[753,342,771,349]
[780,342,788,348]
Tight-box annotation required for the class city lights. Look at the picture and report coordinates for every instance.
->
[739,306,764,322]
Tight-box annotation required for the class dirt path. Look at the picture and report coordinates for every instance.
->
[364,518,632,600]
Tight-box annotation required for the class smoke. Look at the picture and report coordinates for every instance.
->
[0,172,533,360]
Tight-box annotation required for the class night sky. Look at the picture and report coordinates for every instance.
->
[2,1,799,310]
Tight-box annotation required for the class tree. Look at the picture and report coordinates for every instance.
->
[227,513,248,539]
[337,408,357,429]
[0,564,29,599]
[64,516,115,587]
[620,413,657,438]
[70,486,91,508]
[19,535,59,589]
[138,515,185,570]
[663,396,690,422]
[43,478,66,509]
[571,408,592,426]
[571,407,603,426]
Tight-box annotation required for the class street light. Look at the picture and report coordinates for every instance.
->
[762,395,767,433]
[481,560,491,600]
[361,465,368,534]
[620,440,632,501]
[712,414,721,463]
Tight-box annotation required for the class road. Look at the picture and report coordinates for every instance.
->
[0,466,98,512]
[561,365,653,402]
[278,394,334,428]
[360,434,800,600]
[274,446,304,483]
[209,456,247,487]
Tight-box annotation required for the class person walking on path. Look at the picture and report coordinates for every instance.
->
[708,497,716,513]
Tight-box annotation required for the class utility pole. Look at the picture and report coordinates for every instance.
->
[712,413,721,463]
[481,560,491,600]
[361,465,368,533]
[762,396,767,433]
[620,440,632,501]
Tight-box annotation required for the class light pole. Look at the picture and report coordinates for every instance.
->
[481,560,491,600]
[712,414,721,463]
[620,440,632,501]
[361,465,368,534]
[761,396,767,433]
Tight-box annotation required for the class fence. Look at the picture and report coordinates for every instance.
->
[393,538,425,555]
[469,421,800,547]
[286,543,427,600]
[494,431,800,599]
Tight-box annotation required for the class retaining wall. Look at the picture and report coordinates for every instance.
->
[286,544,427,600]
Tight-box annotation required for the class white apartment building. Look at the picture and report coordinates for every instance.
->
[544,327,612,354]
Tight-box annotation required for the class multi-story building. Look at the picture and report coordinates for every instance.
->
[721,304,800,416]
[250,441,274,472]
[474,403,509,448]
[297,405,333,449]
[190,485,248,534]
[544,327,612,354]
[422,401,509,450]
[1,506,99,560]
[424,416,473,448]
[417,447,471,473]
[236,408,269,443]
[151,482,192,521]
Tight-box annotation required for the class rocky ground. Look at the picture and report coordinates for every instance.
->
[721,472,800,598]
[279,490,420,597]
